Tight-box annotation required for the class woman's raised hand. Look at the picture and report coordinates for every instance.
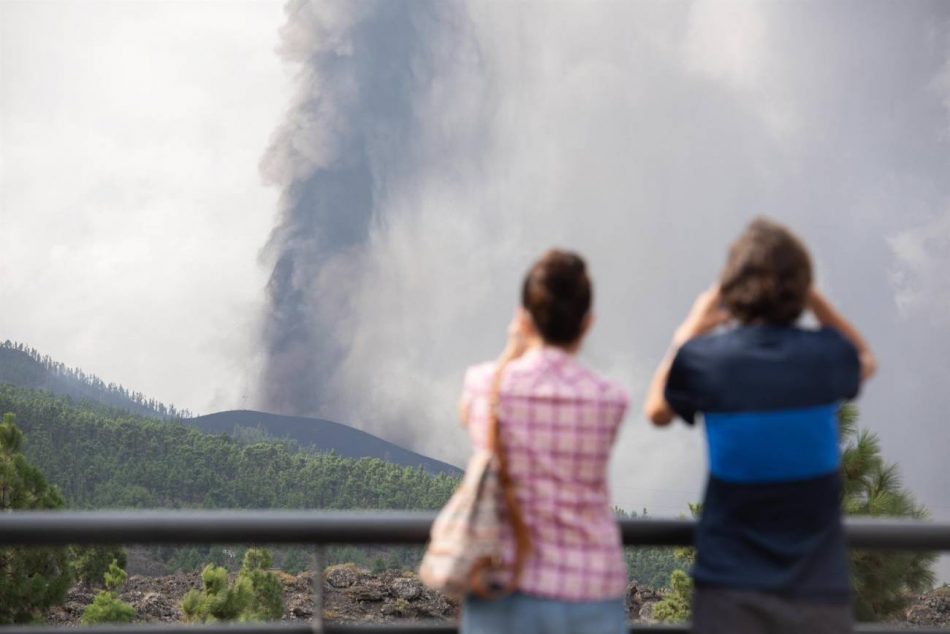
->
[499,307,535,362]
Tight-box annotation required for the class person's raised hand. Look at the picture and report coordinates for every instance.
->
[673,286,731,347]
[499,307,535,362]
[807,287,877,381]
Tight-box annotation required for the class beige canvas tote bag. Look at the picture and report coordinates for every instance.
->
[418,363,530,599]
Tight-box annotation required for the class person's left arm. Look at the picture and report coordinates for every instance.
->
[807,288,877,382]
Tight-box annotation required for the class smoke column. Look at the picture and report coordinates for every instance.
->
[259,1,467,419]
[259,1,950,530]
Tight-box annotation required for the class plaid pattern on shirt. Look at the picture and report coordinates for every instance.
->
[461,347,629,601]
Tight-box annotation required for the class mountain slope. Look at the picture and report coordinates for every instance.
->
[184,410,460,476]
[0,341,459,477]
[0,385,458,510]
[0,341,190,419]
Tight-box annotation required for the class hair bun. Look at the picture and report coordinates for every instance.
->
[521,250,592,345]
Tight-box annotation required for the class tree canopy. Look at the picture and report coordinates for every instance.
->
[0,413,73,623]
[839,404,935,620]
[0,386,458,512]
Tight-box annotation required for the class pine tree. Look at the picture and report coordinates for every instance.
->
[74,546,127,587]
[0,413,73,623]
[839,404,935,621]
[181,548,283,622]
[81,559,135,624]
[280,548,310,575]
[653,570,693,623]
[654,504,699,623]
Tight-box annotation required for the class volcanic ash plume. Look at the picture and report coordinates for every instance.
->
[258,0,480,428]
[258,1,950,526]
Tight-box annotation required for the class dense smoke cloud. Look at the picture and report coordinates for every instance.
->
[259,1,950,525]
[258,0,483,423]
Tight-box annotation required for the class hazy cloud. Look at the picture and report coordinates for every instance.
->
[890,207,950,325]
[0,1,290,412]
[256,1,950,529]
[3,2,949,553]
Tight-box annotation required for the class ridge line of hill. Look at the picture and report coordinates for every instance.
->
[184,410,460,476]
[0,340,460,476]
[0,340,192,419]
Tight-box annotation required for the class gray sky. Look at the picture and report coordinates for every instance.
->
[2,0,950,578]
[1,0,287,411]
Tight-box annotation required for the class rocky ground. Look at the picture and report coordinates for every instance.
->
[46,566,950,627]
[46,564,663,626]
[47,565,457,625]
[903,585,950,627]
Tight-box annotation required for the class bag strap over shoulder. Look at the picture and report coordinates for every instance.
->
[477,360,532,596]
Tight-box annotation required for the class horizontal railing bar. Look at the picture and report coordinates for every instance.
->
[845,520,950,551]
[0,511,949,550]
[0,623,946,634]
[0,511,435,546]
[854,623,950,634]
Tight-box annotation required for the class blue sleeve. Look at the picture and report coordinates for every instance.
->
[664,344,703,425]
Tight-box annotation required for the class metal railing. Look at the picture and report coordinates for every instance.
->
[1,511,948,634]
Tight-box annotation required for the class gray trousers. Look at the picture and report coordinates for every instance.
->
[692,587,853,634]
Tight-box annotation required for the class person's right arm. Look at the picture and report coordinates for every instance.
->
[459,307,538,427]
[807,288,877,381]
[644,286,729,426]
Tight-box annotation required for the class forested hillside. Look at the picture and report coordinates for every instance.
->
[0,341,460,476]
[0,386,457,511]
[185,411,460,476]
[0,341,191,420]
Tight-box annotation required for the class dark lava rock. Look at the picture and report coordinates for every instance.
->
[391,577,423,601]
[326,564,362,589]
[905,587,950,627]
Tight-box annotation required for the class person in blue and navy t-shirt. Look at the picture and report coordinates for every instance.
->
[644,217,877,634]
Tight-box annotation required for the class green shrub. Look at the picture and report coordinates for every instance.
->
[281,548,310,575]
[81,559,135,624]
[653,569,692,623]
[181,549,283,622]
[74,546,127,587]
[239,549,283,620]
[81,592,135,624]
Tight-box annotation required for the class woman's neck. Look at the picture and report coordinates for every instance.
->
[533,338,581,355]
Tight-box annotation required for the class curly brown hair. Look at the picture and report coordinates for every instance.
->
[720,218,812,325]
[521,250,592,345]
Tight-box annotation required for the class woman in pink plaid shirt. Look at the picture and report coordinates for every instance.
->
[458,250,630,634]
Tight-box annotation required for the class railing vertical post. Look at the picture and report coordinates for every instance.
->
[312,545,326,632]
